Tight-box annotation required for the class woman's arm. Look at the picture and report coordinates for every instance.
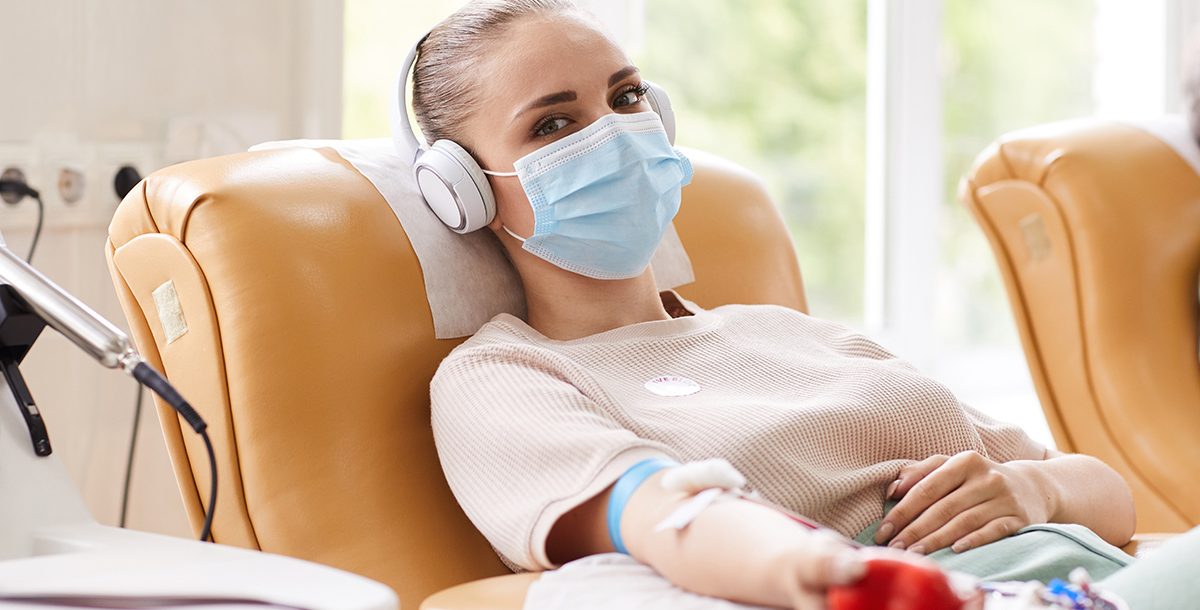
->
[1016,448,1136,544]
[547,470,866,609]
[875,449,1135,554]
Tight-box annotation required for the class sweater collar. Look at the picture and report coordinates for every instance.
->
[492,290,720,346]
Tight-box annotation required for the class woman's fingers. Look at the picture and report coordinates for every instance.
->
[886,483,992,552]
[902,501,1004,554]
[783,532,866,609]
[800,532,866,587]
[887,454,951,500]
[789,588,826,610]
[788,552,864,610]
[873,454,951,544]
[948,516,1024,553]
[876,452,983,544]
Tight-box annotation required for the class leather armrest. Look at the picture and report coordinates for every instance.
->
[420,573,540,610]
[1122,533,1174,558]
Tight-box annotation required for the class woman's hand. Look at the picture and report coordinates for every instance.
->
[779,541,981,610]
[873,451,1054,555]
[773,530,867,609]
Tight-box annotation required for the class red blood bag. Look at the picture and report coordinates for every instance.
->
[827,557,965,610]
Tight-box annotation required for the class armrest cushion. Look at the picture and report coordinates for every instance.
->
[1122,533,1175,558]
[420,573,540,610]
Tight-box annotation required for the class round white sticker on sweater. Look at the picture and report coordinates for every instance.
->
[644,375,700,397]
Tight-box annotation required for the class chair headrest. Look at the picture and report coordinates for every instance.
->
[250,138,695,338]
[1122,115,1200,178]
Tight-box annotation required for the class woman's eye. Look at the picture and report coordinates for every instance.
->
[614,85,648,108]
[535,117,569,137]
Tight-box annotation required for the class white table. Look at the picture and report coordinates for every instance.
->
[0,374,398,610]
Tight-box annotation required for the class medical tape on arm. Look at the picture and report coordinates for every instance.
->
[649,457,785,534]
[652,459,860,547]
[653,458,747,532]
[610,458,858,554]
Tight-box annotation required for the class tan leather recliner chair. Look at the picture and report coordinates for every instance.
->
[105,144,808,610]
[961,119,1200,535]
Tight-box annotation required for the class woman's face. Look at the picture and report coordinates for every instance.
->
[462,13,653,238]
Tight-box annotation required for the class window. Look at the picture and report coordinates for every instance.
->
[933,0,1097,445]
[342,0,464,139]
[635,0,869,325]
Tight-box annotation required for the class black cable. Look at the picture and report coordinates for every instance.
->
[130,362,215,543]
[26,192,44,264]
[0,178,45,264]
[118,384,143,529]
[114,165,146,531]
[198,427,217,543]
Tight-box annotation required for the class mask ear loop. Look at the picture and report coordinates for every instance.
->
[480,168,524,240]
[501,225,528,243]
[481,168,518,177]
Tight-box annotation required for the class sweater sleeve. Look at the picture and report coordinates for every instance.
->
[961,402,1047,463]
[430,344,676,571]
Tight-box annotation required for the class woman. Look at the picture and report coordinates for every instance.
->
[418,1,1194,608]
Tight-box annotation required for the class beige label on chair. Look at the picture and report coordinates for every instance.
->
[1019,214,1053,262]
[152,279,188,344]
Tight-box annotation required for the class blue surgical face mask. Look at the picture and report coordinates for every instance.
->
[482,111,693,280]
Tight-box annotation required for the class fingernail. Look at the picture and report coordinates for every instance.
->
[829,551,867,585]
[909,545,926,555]
[874,522,895,544]
[952,540,970,553]
[889,539,907,550]
[886,479,901,498]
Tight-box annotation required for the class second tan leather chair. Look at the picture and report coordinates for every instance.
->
[105,144,807,609]
[961,119,1200,535]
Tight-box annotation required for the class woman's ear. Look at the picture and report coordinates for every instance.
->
[487,198,506,232]
[487,174,536,240]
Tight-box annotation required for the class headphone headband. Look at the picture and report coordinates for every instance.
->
[390,30,430,165]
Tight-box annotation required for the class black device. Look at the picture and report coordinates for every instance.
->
[0,284,50,456]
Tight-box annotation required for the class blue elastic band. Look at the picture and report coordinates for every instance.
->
[606,457,677,554]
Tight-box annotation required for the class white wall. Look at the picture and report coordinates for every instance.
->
[0,0,342,538]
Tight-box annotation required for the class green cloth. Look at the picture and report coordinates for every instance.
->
[853,499,1200,609]
[854,519,1133,583]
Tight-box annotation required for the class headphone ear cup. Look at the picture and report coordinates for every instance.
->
[412,140,496,234]
[642,80,677,145]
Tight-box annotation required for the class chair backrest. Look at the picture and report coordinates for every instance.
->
[105,144,807,607]
[961,119,1200,534]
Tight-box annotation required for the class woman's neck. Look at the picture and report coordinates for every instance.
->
[518,265,672,341]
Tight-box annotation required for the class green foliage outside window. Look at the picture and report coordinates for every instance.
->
[637,0,868,323]
[939,0,1094,347]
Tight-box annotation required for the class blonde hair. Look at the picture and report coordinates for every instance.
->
[411,0,590,150]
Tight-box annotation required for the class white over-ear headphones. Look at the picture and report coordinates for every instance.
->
[390,31,677,234]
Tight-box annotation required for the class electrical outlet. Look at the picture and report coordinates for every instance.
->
[0,144,41,231]
[58,166,86,205]
[92,142,160,211]
[0,144,37,198]
[36,135,91,221]
[0,167,28,205]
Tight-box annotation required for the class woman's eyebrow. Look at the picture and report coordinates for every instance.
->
[607,65,638,87]
[513,91,578,122]
[510,66,641,123]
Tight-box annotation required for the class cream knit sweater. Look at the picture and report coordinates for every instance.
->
[430,292,1045,571]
